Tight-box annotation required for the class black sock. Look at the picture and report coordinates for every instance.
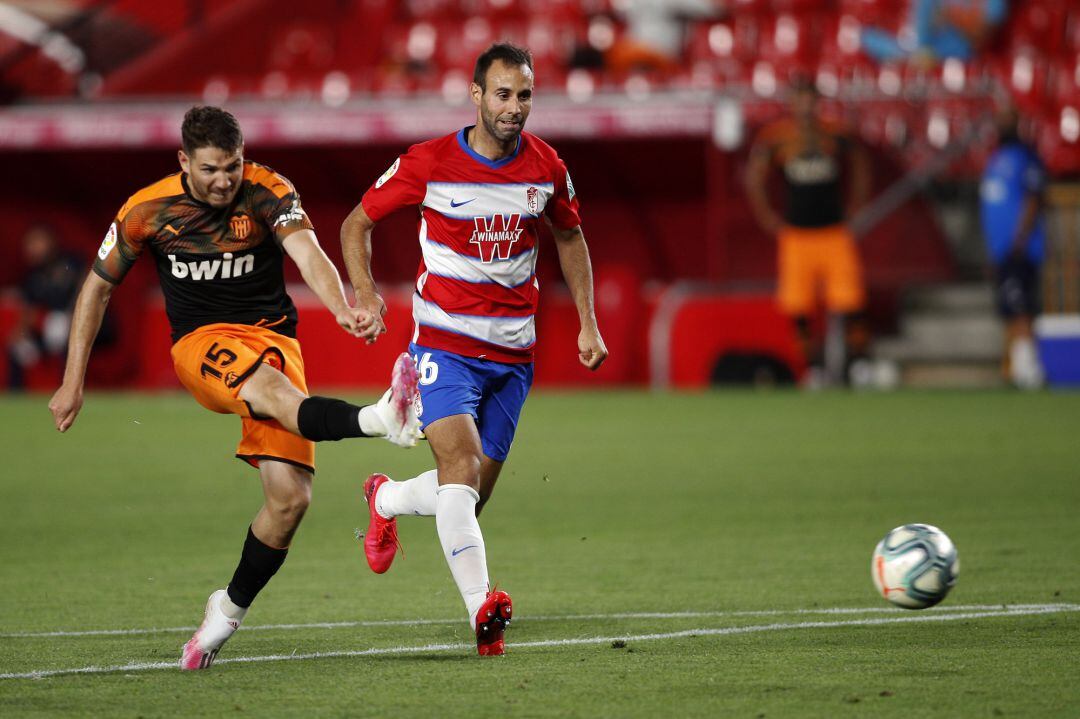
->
[226,526,289,609]
[296,396,368,441]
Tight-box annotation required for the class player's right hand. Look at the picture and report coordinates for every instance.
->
[355,290,388,344]
[335,307,369,339]
[48,383,84,433]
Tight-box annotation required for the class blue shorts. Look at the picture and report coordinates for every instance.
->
[995,256,1041,318]
[409,344,533,462]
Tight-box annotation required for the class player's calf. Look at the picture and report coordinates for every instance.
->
[293,353,421,447]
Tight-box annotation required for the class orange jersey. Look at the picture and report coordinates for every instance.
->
[752,117,855,229]
[93,161,315,342]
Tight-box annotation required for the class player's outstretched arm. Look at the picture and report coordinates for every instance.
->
[549,223,608,371]
[281,229,378,341]
[340,203,387,344]
[48,272,115,432]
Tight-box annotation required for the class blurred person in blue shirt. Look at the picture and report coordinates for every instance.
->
[979,106,1046,388]
[861,0,1007,65]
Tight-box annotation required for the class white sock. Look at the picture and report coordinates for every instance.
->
[435,484,489,628]
[375,469,439,519]
[1009,337,1044,390]
[219,592,248,621]
[357,405,385,436]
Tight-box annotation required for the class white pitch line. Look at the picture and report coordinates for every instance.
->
[1,604,1076,681]
[2,603,1073,640]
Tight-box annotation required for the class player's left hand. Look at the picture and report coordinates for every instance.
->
[335,307,375,339]
[577,327,608,371]
[48,382,84,433]
[354,290,388,345]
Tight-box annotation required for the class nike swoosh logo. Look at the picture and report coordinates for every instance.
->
[449,198,476,208]
[163,223,184,236]
[451,545,478,556]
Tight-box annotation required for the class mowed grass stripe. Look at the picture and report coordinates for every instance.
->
[2,604,1076,680]
[2,603,1075,639]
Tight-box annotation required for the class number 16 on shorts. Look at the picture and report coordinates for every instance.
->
[414,352,439,385]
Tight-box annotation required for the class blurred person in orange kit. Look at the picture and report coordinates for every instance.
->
[745,77,872,386]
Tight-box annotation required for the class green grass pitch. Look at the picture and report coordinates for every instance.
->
[1,389,1078,717]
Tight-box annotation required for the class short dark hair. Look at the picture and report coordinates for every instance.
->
[181,106,243,156]
[473,42,533,91]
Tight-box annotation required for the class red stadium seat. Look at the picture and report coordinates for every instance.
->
[1051,55,1080,106]
[267,23,335,74]
[1009,1,1067,56]
[840,0,906,31]
[998,50,1052,115]
[1039,106,1080,175]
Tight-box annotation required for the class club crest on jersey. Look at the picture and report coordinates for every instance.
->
[470,214,524,263]
[229,214,252,240]
[527,187,539,214]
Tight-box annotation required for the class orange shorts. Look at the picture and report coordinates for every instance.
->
[777,225,866,316]
[171,323,314,474]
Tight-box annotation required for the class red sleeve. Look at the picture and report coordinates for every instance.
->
[360,144,431,222]
[545,159,581,230]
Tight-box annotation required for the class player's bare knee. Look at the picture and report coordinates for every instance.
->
[438,452,481,488]
[268,485,310,527]
[237,363,278,407]
[240,363,305,417]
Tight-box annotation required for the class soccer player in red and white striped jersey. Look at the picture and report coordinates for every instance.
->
[341,43,607,656]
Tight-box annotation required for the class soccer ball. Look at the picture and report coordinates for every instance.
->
[871,524,959,609]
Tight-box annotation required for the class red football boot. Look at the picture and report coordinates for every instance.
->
[362,473,400,574]
[475,589,513,656]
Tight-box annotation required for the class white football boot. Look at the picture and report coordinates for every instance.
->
[375,353,422,448]
[179,589,245,670]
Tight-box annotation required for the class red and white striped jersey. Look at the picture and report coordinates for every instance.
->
[361,127,581,364]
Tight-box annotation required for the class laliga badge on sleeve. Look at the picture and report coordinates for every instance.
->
[375,157,401,189]
[98,223,117,260]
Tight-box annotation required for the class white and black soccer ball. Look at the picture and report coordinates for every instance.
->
[871,524,959,609]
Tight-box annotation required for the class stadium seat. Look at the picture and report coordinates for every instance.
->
[1001,50,1051,115]
[1009,1,1067,56]
[267,23,335,75]
[1039,108,1080,175]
